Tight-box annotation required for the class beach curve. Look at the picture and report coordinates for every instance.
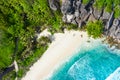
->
[22,30,89,80]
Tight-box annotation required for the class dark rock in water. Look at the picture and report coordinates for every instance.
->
[61,0,75,14]
[106,11,114,30]
[48,0,60,11]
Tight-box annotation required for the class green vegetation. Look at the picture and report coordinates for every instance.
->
[94,0,113,12]
[94,0,120,15]
[0,0,120,79]
[94,0,120,18]
[0,31,14,69]
[104,0,113,12]
[114,6,120,18]
[0,0,62,79]
[85,0,120,17]
[114,0,120,7]
[82,0,90,4]
[16,36,50,78]
[94,0,105,10]
[86,21,103,38]
[65,24,78,30]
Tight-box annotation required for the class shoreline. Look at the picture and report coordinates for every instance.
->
[22,30,90,80]
[21,30,120,80]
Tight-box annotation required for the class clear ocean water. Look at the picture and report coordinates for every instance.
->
[48,39,120,80]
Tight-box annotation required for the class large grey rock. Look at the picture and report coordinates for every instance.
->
[106,12,114,30]
[93,8,101,19]
[80,5,88,19]
[61,0,75,14]
[102,11,110,20]
[84,0,94,11]
[62,15,67,22]
[78,20,82,28]
[75,0,82,10]
[66,14,74,23]
[109,25,116,37]
[74,10,80,17]
[83,12,91,22]
[113,19,120,27]
[116,33,120,39]
[109,22,120,39]
[49,0,60,11]
[115,25,120,35]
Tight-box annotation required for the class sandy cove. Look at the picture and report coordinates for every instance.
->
[22,30,90,80]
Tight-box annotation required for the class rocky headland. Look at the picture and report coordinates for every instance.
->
[49,0,120,43]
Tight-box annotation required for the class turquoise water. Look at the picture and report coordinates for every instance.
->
[48,40,120,80]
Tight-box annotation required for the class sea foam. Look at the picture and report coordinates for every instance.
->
[47,39,120,80]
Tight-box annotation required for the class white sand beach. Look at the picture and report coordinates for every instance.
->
[22,30,90,80]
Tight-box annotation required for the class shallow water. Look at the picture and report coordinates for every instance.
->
[48,40,120,80]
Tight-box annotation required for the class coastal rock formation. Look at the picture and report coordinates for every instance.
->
[80,5,88,19]
[60,0,120,42]
[107,18,120,42]
[48,0,60,11]
[93,8,102,19]
[102,11,111,20]
[106,12,114,30]
[61,0,94,27]
[61,0,120,41]
[61,0,75,14]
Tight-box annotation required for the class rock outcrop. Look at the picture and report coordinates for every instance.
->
[108,19,120,42]
[61,0,94,28]
[106,11,114,30]
[61,0,75,14]
[59,0,120,42]
[48,0,60,11]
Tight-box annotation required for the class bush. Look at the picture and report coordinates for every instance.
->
[86,20,103,38]
[0,31,14,69]
[94,0,105,10]
[18,69,24,78]
[82,0,90,4]
[114,6,120,18]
